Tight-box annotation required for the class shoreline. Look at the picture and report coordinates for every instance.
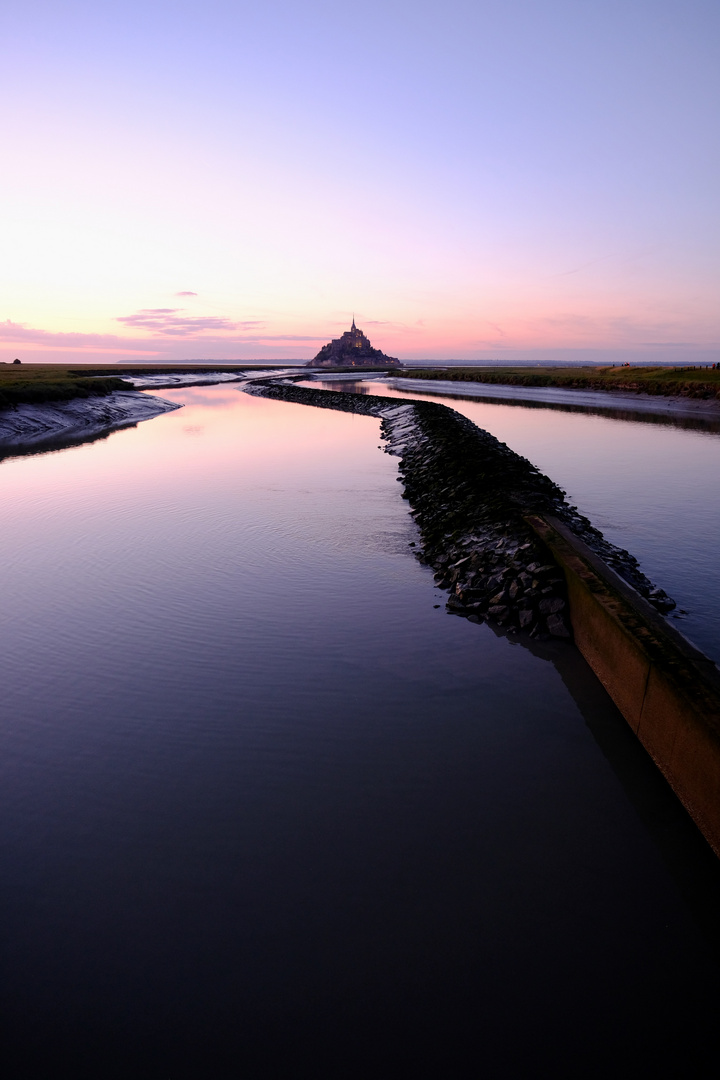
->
[393,365,720,404]
[0,390,182,459]
[383,376,720,422]
[0,372,281,459]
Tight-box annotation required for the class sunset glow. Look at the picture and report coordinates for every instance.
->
[2,1,718,364]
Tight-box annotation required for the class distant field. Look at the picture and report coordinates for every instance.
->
[396,365,720,398]
[5,362,720,409]
[0,363,251,408]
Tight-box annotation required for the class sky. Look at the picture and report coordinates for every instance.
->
[2,0,718,364]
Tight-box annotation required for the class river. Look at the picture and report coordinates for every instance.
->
[309,376,720,661]
[0,382,719,1075]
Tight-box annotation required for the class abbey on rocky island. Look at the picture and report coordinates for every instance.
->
[308,319,401,368]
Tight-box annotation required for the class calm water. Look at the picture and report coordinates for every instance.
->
[1,383,719,1075]
[320,378,720,660]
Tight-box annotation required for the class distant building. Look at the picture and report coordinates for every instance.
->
[308,319,401,368]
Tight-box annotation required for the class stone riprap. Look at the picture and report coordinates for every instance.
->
[243,379,675,639]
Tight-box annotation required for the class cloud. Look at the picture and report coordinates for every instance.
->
[116,308,263,337]
[0,319,158,354]
[175,291,198,296]
[642,341,700,348]
[0,317,322,356]
[250,334,320,342]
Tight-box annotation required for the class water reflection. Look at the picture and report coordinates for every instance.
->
[310,378,720,659]
[305,375,720,433]
[493,621,720,957]
[0,423,122,462]
[390,381,720,433]
[0,383,718,1072]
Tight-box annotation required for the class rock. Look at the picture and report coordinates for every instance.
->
[539,597,565,615]
[546,613,571,638]
[245,379,675,637]
[446,596,467,612]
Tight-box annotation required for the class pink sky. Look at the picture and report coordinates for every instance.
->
[2,1,718,365]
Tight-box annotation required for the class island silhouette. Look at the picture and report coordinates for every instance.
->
[308,318,401,368]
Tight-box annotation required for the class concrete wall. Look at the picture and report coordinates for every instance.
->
[527,513,720,857]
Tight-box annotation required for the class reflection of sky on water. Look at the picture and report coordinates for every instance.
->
[315,378,720,660]
[386,377,720,426]
[0,382,719,1071]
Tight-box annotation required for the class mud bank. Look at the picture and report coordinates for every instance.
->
[0,390,181,459]
[127,372,245,391]
[385,376,720,423]
[243,380,674,639]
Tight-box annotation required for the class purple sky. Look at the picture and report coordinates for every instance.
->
[2,0,718,363]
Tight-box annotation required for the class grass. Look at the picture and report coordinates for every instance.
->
[0,365,136,408]
[0,363,252,409]
[6,362,720,409]
[395,365,720,399]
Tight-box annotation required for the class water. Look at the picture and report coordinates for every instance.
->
[1,383,719,1075]
[315,378,720,660]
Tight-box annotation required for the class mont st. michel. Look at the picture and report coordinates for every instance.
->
[308,318,401,368]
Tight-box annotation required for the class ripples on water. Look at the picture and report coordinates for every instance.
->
[0,384,719,1074]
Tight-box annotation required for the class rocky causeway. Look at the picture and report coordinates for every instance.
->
[244,379,675,640]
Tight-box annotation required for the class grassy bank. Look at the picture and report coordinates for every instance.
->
[0,363,251,409]
[0,364,138,409]
[396,365,720,399]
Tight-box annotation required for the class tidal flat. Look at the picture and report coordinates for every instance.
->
[395,363,720,401]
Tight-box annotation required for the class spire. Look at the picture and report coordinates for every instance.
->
[351,313,356,331]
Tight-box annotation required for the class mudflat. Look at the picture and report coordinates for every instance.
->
[395,364,720,401]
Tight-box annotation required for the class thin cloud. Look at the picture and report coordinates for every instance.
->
[253,334,321,342]
[0,317,319,353]
[0,319,157,353]
[116,309,263,337]
[175,291,198,296]
[642,341,701,348]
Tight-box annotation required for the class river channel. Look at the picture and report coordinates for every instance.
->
[1,382,719,1075]
[309,376,720,661]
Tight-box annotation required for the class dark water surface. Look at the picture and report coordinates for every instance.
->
[1,384,719,1076]
[320,378,720,660]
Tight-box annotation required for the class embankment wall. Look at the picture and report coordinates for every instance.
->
[529,514,720,856]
